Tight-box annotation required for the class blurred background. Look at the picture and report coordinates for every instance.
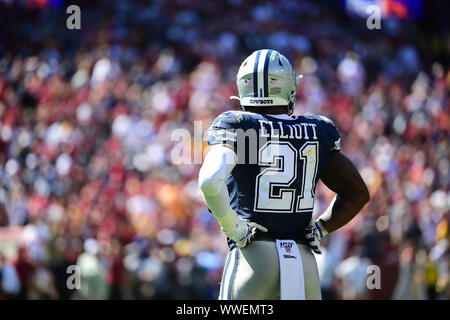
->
[0,0,449,300]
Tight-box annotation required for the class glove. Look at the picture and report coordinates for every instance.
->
[223,216,268,249]
[304,218,327,254]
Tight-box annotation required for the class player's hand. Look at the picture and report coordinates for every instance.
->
[223,216,268,248]
[304,218,324,254]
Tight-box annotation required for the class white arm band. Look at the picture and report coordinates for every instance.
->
[198,145,238,232]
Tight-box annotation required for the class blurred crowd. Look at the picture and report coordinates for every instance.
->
[0,0,449,300]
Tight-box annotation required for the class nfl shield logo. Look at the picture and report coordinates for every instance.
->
[280,242,292,253]
[244,79,252,86]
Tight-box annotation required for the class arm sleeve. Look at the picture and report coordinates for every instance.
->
[198,144,238,232]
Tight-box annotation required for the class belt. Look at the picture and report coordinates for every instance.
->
[254,236,307,246]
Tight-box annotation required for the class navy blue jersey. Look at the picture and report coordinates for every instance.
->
[207,111,340,249]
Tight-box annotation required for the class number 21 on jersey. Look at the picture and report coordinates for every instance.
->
[254,141,319,213]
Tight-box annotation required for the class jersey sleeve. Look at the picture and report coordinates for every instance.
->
[207,111,244,148]
[318,116,341,152]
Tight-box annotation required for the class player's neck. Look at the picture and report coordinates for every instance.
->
[245,106,288,115]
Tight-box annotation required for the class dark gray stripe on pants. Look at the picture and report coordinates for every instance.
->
[227,248,239,300]
[219,250,233,300]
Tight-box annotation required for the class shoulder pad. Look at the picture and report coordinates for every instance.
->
[211,111,245,129]
[315,115,341,151]
[208,111,245,146]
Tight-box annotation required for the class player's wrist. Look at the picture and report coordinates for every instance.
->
[315,219,329,238]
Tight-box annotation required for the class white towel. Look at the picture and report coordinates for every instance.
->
[276,239,305,300]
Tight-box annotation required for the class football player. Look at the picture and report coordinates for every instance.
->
[198,49,370,299]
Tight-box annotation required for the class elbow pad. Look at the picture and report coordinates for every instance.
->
[198,146,237,197]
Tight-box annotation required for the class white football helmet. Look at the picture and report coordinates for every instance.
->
[232,49,300,115]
